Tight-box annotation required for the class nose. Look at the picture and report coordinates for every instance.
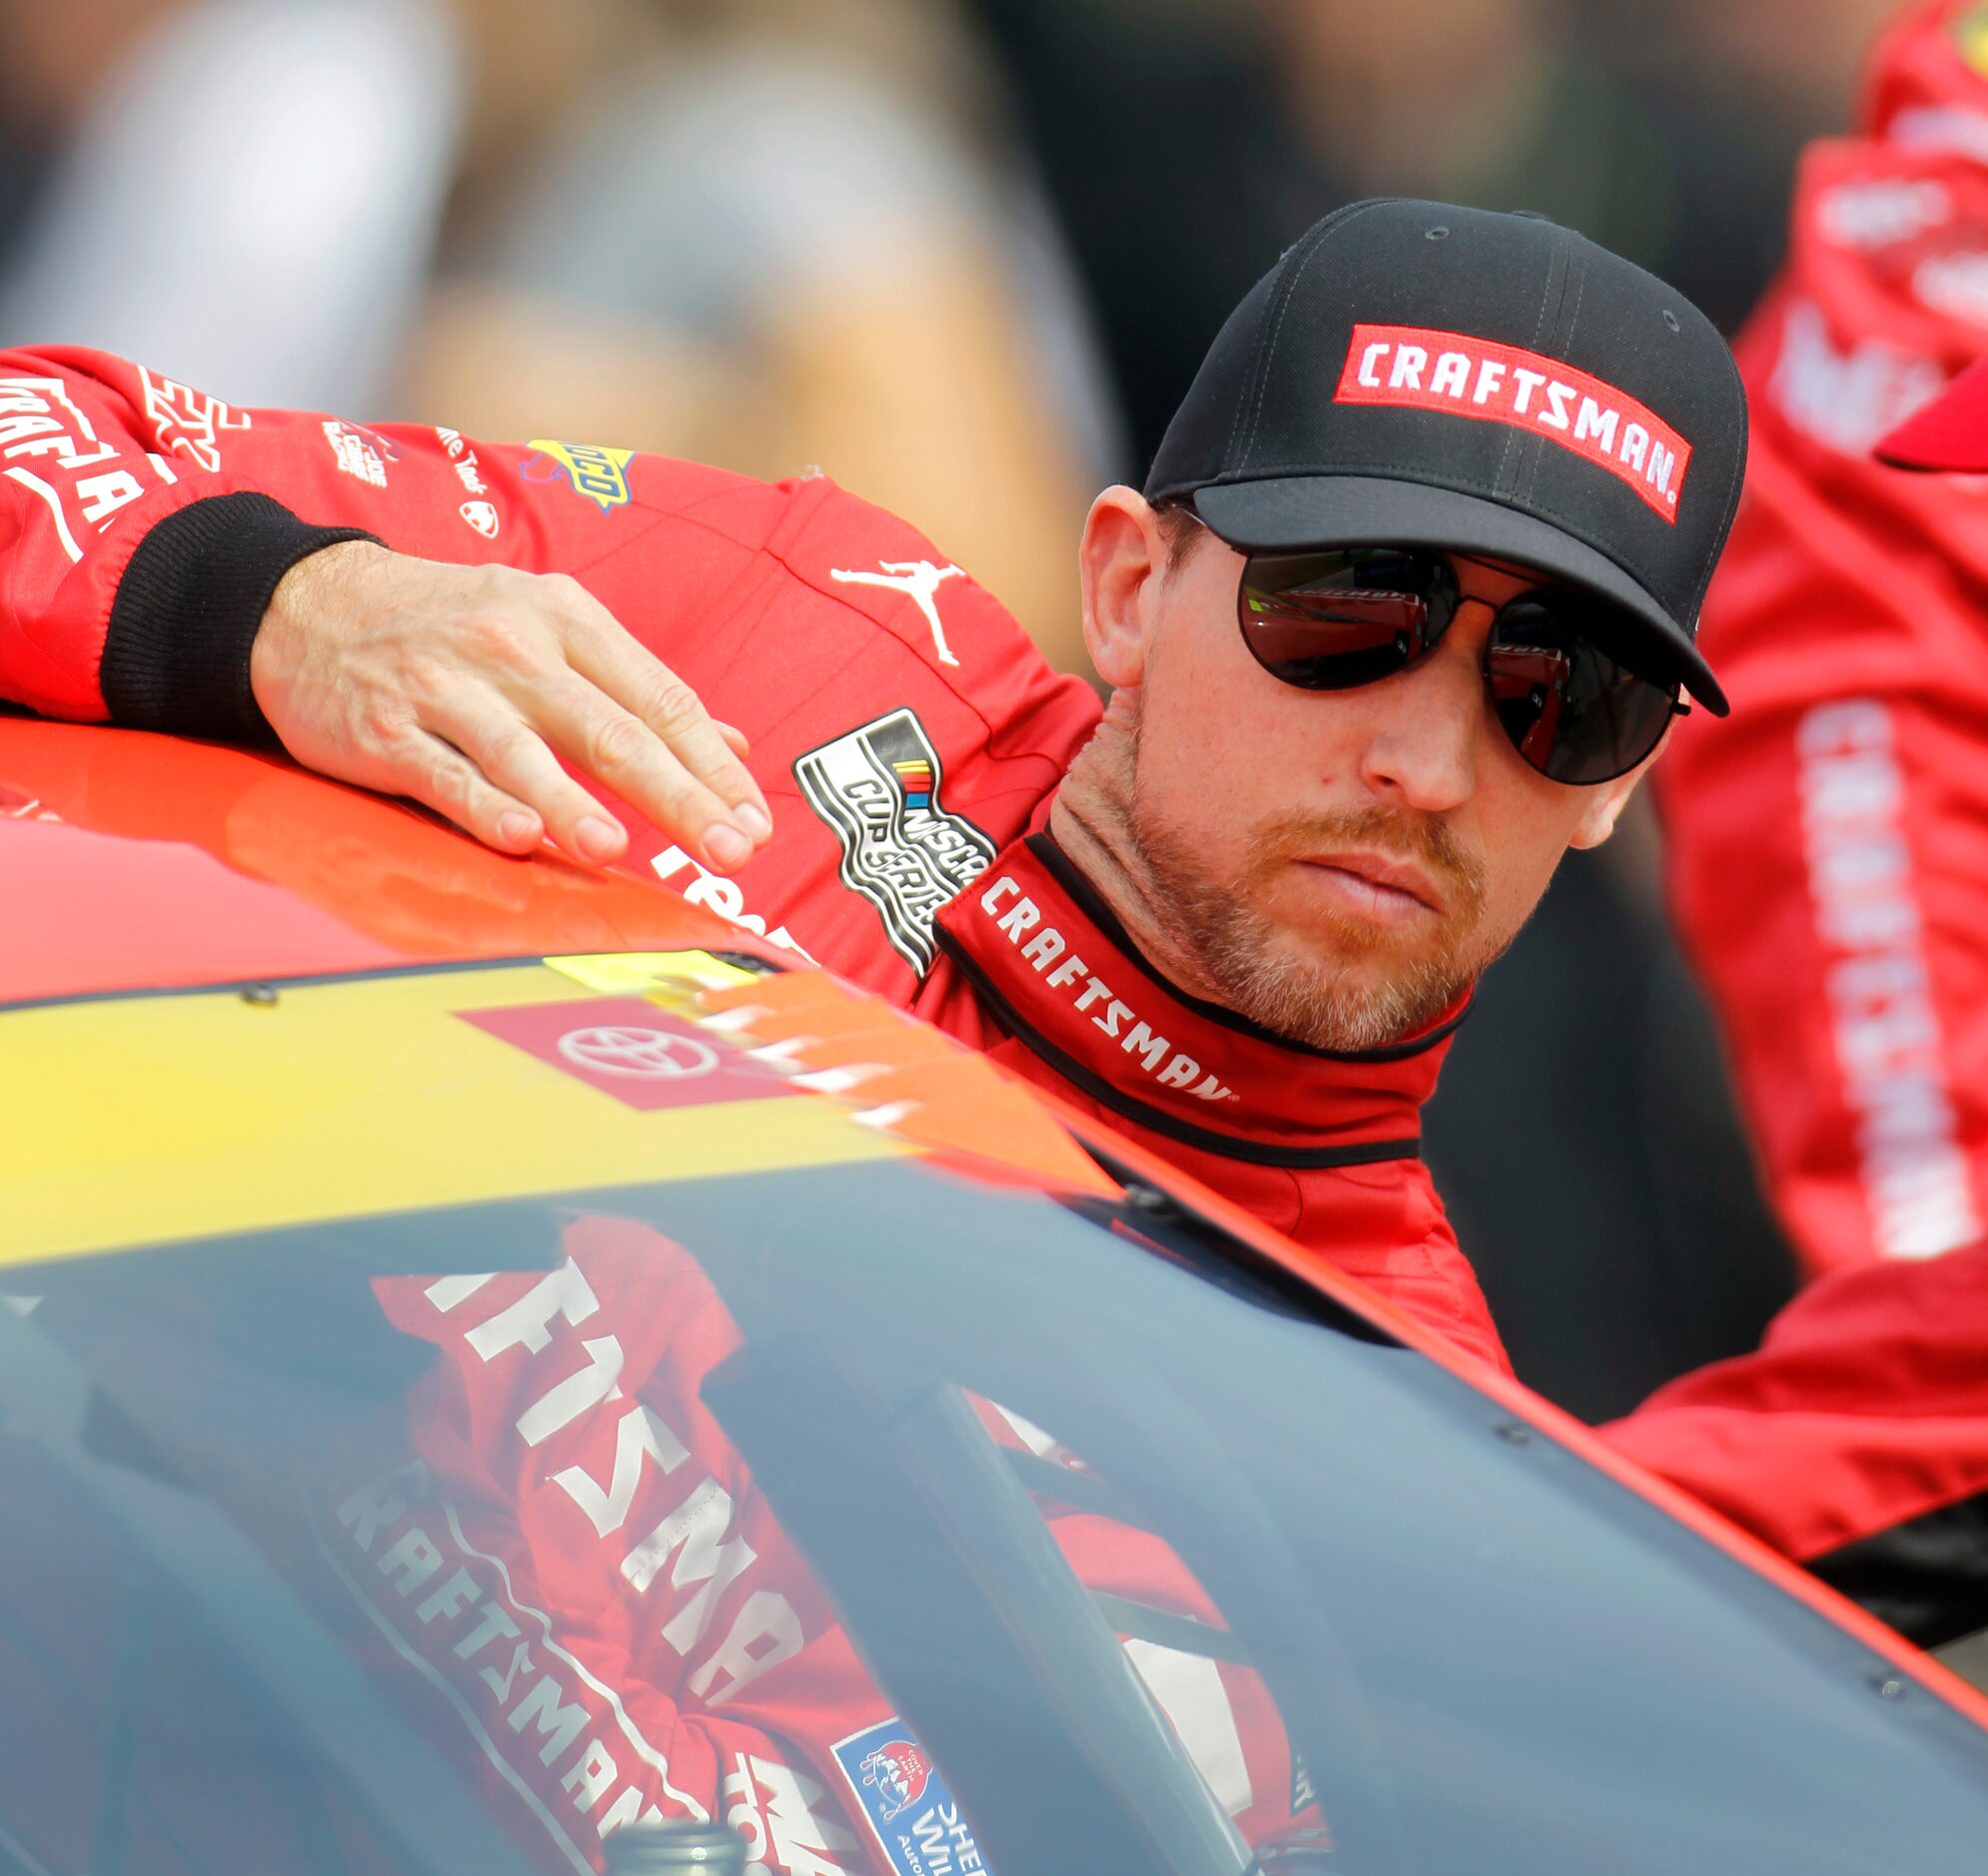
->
[1354,603,1490,812]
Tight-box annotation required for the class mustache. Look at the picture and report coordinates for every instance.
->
[1246,806,1487,916]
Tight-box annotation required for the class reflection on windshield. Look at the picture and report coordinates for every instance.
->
[3,1163,1987,1876]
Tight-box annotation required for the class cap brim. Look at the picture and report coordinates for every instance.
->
[1193,473,1729,716]
[1875,358,1988,471]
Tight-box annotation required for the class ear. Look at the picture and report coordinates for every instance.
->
[1565,726,1671,850]
[1078,485,1166,690]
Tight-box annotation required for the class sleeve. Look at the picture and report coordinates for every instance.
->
[1602,1240,1988,1653]
[0,347,390,736]
[0,345,674,744]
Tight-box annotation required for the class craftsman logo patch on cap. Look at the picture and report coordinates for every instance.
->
[1334,323,1693,520]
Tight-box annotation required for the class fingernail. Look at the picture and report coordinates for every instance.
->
[705,823,750,871]
[734,803,772,842]
[498,810,539,848]
[576,816,622,861]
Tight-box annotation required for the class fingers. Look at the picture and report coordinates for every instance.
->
[424,689,634,864]
[255,548,776,873]
[554,594,772,857]
[396,728,549,856]
[517,668,763,872]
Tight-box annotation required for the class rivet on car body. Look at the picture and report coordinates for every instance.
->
[240,983,279,1006]
[1493,1421,1532,1445]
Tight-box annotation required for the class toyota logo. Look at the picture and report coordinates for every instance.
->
[556,1025,719,1080]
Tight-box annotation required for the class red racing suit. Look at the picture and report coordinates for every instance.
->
[0,343,1505,1377]
[1624,0,1988,1662]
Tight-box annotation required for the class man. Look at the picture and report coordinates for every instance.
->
[0,199,1744,1375]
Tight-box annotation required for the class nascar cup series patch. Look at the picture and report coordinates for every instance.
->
[832,1719,998,1876]
[794,708,994,975]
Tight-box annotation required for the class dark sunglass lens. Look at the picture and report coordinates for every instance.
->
[1487,597,1677,784]
[1238,548,1456,691]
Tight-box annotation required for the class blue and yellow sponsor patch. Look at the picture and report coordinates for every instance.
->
[524,439,635,511]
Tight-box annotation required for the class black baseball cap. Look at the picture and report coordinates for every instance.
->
[1146,199,1746,714]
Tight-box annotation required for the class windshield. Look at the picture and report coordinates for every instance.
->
[4,1152,1988,1876]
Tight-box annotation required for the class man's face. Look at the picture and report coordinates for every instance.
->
[1079,494,1648,1052]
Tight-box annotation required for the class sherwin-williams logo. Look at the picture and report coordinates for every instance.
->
[1334,323,1692,520]
[833,1718,995,1876]
[794,708,994,975]
[524,439,634,510]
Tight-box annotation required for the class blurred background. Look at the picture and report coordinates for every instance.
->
[0,0,1904,1418]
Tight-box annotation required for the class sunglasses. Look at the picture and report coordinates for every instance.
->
[1233,543,1688,785]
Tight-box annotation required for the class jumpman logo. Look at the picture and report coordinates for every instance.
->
[830,559,965,667]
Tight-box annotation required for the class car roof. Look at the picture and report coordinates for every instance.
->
[0,716,776,1005]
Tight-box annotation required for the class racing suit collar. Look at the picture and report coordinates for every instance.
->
[932,827,1470,1169]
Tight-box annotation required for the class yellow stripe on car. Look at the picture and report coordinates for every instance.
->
[543,950,765,995]
[0,960,901,1269]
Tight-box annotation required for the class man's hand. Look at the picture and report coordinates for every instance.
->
[251,541,772,870]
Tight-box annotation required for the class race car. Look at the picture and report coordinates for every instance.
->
[4,711,1988,1876]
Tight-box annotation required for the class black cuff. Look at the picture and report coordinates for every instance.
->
[100,491,379,745]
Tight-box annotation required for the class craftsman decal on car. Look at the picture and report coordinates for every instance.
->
[794,709,994,975]
[313,1250,844,1876]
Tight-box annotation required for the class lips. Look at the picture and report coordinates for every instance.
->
[1296,848,1445,916]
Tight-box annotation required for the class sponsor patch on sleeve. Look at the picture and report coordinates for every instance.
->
[794,708,994,975]
[1334,323,1691,519]
[832,1718,998,1876]
[524,439,634,510]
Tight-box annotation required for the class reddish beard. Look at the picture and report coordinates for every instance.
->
[1126,797,1492,1052]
